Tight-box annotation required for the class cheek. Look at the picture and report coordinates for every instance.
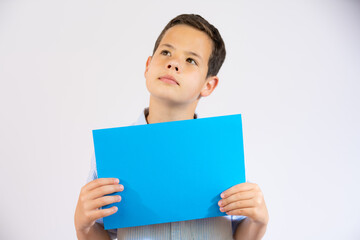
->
[184,71,205,88]
[181,79,205,100]
[145,67,156,91]
[145,62,159,81]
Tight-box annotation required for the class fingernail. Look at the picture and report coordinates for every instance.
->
[117,195,121,201]
[218,200,223,206]
[221,193,225,198]
[114,178,119,184]
[220,207,224,212]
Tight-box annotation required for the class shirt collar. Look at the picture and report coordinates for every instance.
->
[131,107,199,126]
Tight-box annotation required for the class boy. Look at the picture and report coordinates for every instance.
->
[74,14,269,240]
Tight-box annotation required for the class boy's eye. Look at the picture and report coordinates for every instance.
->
[187,58,197,66]
[160,50,197,66]
[161,50,171,56]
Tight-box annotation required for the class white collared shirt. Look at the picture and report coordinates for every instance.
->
[86,107,245,239]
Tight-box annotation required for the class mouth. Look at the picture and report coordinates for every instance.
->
[159,75,179,85]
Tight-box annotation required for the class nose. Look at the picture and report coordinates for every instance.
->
[166,59,180,72]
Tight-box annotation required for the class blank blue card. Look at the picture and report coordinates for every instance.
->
[92,114,246,230]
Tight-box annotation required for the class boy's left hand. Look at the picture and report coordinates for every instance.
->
[218,183,269,225]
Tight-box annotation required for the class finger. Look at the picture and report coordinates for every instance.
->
[87,184,124,200]
[225,207,254,217]
[221,183,257,198]
[82,178,119,192]
[89,206,118,222]
[218,191,255,207]
[86,195,122,210]
[220,199,254,213]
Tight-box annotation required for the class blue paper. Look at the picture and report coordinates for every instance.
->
[92,114,246,230]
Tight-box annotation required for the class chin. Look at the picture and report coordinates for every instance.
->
[149,90,184,105]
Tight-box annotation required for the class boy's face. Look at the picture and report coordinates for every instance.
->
[145,24,218,106]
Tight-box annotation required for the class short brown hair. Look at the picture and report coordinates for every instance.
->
[152,14,226,78]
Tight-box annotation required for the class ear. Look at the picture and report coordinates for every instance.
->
[200,76,219,97]
[144,56,152,77]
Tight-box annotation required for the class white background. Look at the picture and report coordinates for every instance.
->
[0,0,359,239]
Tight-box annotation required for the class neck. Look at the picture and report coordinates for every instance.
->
[146,96,198,124]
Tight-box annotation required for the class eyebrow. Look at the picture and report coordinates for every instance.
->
[160,43,203,61]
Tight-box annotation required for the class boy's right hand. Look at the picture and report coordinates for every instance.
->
[74,178,124,234]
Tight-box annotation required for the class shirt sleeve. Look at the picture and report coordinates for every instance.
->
[86,152,118,240]
[231,215,247,236]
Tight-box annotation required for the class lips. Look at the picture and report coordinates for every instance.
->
[159,74,179,85]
